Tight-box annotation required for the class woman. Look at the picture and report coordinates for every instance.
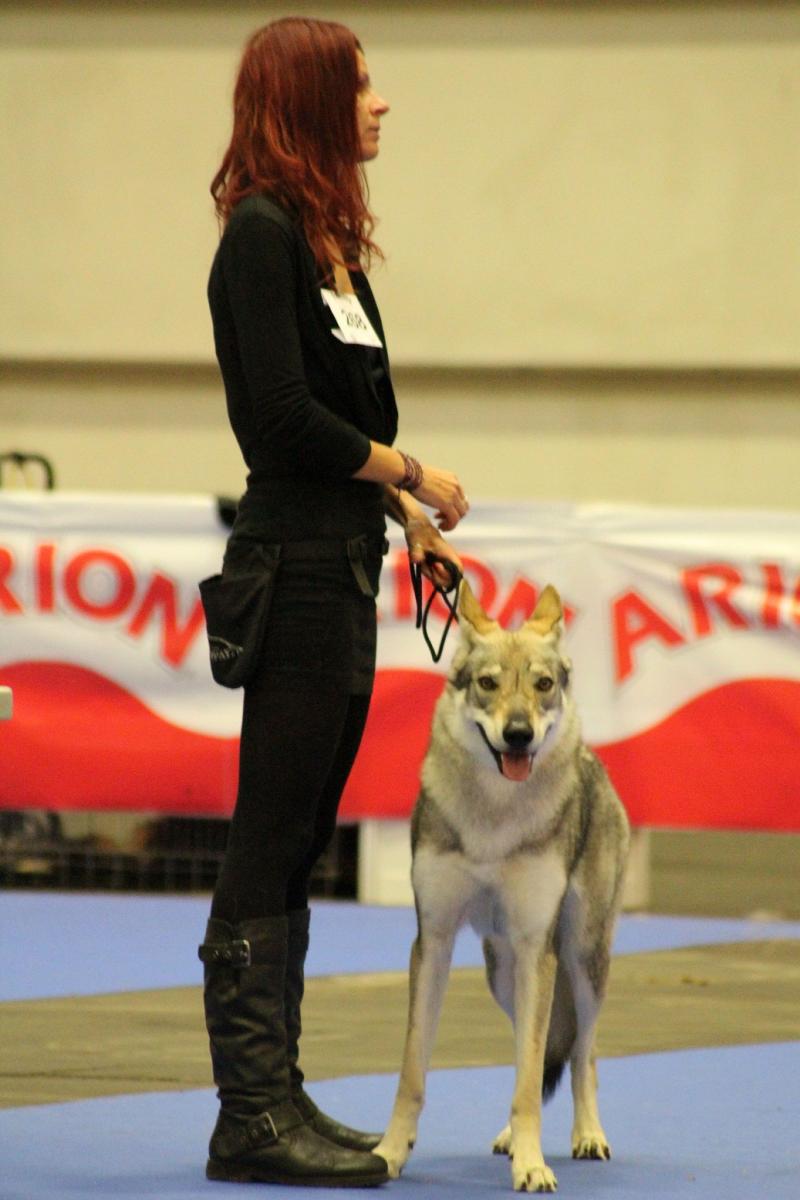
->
[198,16,468,1189]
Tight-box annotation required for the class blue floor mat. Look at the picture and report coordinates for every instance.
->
[2,891,799,1001]
[1,1045,797,1200]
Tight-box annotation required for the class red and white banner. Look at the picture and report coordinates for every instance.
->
[1,492,798,830]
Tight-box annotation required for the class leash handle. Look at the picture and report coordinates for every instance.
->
[410,555,462,664]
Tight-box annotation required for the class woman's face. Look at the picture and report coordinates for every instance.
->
[356,51,389,162]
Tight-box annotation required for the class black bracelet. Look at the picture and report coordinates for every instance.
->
[398,451,424,492]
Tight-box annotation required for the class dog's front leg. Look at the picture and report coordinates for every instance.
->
[508,942,558,1193]
[375,927,455,1177]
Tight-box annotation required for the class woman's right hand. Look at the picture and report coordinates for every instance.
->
[354,444,469,529]
[413,466,469,531]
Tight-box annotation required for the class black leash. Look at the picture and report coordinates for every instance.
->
[410,555,462,663]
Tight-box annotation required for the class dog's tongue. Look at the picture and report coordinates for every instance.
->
[501,752,533,782]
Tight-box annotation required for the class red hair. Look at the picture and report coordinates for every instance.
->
[211,17,381,272]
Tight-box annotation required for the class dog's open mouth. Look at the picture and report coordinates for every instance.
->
[477,726,535,781]
[499,752,535,782]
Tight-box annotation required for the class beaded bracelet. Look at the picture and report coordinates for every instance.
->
[398,451,424,492]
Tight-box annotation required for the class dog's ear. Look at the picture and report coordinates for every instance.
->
[458,577,498,636]
[525,584,563,637]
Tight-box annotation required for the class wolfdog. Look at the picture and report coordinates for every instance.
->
[375,582,630,1192]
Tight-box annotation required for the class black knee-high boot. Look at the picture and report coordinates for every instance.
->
[199,916,387,1186]
[285,909,383,1153]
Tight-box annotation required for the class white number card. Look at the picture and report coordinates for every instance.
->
[321,288,383,349]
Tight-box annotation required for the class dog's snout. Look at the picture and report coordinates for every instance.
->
[503,717,534,750]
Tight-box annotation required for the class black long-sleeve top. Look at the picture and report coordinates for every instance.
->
[208,193,398,542]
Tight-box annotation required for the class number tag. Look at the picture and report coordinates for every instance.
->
[321,288,383,348]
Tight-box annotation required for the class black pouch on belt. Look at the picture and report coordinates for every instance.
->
[198,550,278,689]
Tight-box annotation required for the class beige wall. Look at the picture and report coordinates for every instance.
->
[3,361,799,510]
[1,1,799,511]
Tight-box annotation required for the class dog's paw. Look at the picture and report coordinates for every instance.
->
[511,1159,558,1193]
[492,1123,512,1156]
[373,1134,413,1179]
[572,1133,610,1161]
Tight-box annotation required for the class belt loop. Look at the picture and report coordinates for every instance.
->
[347,535,376,597]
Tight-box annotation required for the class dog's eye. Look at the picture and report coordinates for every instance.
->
[477,675,499,691]
[535,676,554,693]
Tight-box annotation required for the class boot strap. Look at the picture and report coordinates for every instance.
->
[214,1101,305,1157]
[198,938,252,967]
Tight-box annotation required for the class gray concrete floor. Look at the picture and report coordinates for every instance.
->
[3,939,798,1110]
[649,830,800,919]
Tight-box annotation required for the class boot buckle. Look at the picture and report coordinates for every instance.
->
[198,938,252,967]
[247,1112,278,1146]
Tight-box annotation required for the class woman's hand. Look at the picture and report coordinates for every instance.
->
[356,445,468,530]
[413,466,469,531]
[405,518,463,588]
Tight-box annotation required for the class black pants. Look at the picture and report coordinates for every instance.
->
[210,535,382,921]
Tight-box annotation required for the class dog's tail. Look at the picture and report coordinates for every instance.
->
[542,1058,567,1102]
[542,962,577,1102]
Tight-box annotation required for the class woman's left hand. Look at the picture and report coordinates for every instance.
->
[405,519,462,588]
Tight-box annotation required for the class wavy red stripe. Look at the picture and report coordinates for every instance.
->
[1,662,798,830]
[0,662,239,816]
[594,677,800,831]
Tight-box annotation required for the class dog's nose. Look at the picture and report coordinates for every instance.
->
[503,718,533,750]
